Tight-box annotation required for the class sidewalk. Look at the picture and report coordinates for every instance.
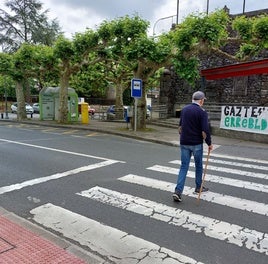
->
[0,116,267,264]
[15,116,268,148]
[0,207,106,264]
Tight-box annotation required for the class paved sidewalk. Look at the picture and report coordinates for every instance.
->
[0,207,106,264]
[0,116,267,263]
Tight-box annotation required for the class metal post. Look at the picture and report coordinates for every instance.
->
[134,98,137,132]
[243,0,246,14]
[4,79,9,119]
[176,0,179,24]
[153,15,177,36]
[206,0,209,14]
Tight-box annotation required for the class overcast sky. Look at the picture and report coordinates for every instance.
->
[1,0,268,38]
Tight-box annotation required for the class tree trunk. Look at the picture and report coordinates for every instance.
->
[24,79,31,103]
[115,83,124,119]
[137,83,147,129]
[15,81,27,121]
[58,72,69,123]
[134,63,148,130]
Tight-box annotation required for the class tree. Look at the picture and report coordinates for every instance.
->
[70,63,108,98]
[97,15,172,127]
[97,15,149,120]
[233,14,268,58]
[125,34,173,128]
[170,10,230,85]
[170,9,268,85]
[0,0,62,52]
[0,43,56,120]
[53,30,99,123]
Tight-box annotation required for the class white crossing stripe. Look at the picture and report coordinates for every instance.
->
[209,153,268,165]
[30,203,204,264]
[78,186,268,255]
[147,165,268,193]
[170,158,268,171]
[169,161,268,180]
[119,174,268,216]
[0,160,118,195]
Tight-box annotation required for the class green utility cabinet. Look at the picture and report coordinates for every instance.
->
[39,87,78,122]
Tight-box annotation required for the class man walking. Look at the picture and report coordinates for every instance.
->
[173,91,213,202]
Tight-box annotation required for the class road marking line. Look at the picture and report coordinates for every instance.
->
[41,128,60,132]
[209,153,268,164]
[170,159,268,171]
[78,186,268,255]
[30,203,203,264]
[0,160,118,195]
[147,165,268,193]
[119,174,268,216]
[0,138,124,162]
[86,132,99,137]
[62,130,79,134]
[169,161,268,179]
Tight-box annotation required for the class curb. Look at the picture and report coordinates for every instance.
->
[0,206,110,264]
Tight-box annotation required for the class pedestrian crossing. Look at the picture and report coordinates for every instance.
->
[30,153,268,264]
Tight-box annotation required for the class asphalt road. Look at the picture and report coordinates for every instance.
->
[0,123,267,264]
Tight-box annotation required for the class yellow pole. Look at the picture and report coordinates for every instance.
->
[81,102,89,124]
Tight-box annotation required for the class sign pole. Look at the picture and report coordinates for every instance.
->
[131,78,142,132]
[134,98,137,131]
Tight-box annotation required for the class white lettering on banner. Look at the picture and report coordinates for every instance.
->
[220,106,268,134]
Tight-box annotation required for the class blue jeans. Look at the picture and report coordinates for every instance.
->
[175,144,203,194]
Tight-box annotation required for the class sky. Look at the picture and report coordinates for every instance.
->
[1,0,268,38]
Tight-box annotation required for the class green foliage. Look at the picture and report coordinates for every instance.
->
[173,10,229,52]
[232,14,268,57]
[172,55,199,85]
[70,62,108,98]
[236,43,259,59]
[0,75,15,97]
[197,10,229,44]
[232,16,253,41]
[0,53,13,75]
[113,15,149,40]
[171,10,229,84]
[253,15,268,43]
[73,29,99,56]
[125,34,172,65]
[53,36,75,61]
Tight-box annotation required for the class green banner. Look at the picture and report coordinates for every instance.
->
[220,106,268,135]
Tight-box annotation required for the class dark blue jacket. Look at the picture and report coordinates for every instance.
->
[179,103,211,146]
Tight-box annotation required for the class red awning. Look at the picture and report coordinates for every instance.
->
[201,59,268,80]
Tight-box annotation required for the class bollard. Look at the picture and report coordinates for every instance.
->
[81,103,89,124]
[1,113,3,119]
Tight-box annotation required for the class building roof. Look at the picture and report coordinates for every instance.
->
[201,59,268,80]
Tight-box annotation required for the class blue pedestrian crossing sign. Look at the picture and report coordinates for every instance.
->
[131,79,142,98]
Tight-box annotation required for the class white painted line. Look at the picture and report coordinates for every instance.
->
[147,165,268,193]
[0,160,118,195]
[119,174,268,216]
[30,203,203,264]
[78,186,268,255]
[62,129,79,134]
[0,138,124,162]
[169,159,268,171]
[169,161,267,180]
[210,153,268,164]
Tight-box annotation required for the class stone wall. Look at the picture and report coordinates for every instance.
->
[159,8,268,119]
